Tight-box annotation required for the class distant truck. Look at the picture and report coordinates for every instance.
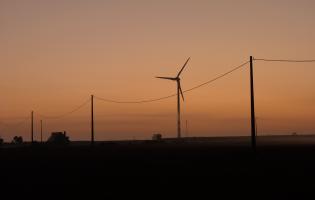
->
[47,131,70,144]
[152,133,162,141]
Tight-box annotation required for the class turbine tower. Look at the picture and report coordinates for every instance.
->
[156,57,190,138]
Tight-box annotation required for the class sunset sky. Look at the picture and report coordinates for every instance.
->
[1,0,315,141]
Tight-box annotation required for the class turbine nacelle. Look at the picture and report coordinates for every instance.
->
[155,57,190,102]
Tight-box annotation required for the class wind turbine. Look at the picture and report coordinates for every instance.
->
[156,57,190,138]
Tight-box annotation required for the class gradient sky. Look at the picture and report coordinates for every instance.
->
[1,0,315,141]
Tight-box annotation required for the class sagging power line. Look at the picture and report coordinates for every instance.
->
[0,117,29,127]
[94,60,249,104]
[254,58,315,63]
[37,98,90,120]
[1,56,315,151]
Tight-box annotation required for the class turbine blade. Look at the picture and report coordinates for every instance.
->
[177,57,190,77]
[156,76,176,80]
[178,81,184,101]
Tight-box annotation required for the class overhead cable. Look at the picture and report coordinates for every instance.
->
[95,60,249,104]
[37,98,90,119]
[254,58,315,63]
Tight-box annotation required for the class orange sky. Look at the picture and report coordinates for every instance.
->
[1,0,315,141]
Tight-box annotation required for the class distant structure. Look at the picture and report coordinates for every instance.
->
[12,136,23,144]
[0,137,3,145]
[47,131,70,144]
[156,57,190,138]
[152,133,162,141]
[185,120,189,137]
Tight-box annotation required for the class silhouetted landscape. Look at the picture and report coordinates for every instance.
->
[2,1,315,198]
[1,135,315,198]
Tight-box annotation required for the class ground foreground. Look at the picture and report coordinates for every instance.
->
[1,135,315,198]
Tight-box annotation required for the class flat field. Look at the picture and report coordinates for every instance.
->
[1,135,315,198]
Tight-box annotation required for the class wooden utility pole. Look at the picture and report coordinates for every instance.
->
[40,120,43,143]
[91,95,94,145]
[250,56,256,152]
[31,111,34,143]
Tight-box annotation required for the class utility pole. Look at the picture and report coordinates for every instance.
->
[40,120,43,143]
[250,56,256,152]
[186,120,188,137]
[255,117,258,137]
[91,94,94,145]
[31,111,34,144]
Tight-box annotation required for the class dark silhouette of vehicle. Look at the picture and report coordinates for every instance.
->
[12,136,23,144]
[47,131,70,145]
[152,133,162,141]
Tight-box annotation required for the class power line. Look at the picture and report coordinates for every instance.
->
[95,93,177,104]
[0,116,30,121]
[0,117,29,128]
[254,58,315,63]
[37,98,90,119]
[183,61,249,93]
[95,60,249,104]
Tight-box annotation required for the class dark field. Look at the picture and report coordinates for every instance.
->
[1,135,315,198]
